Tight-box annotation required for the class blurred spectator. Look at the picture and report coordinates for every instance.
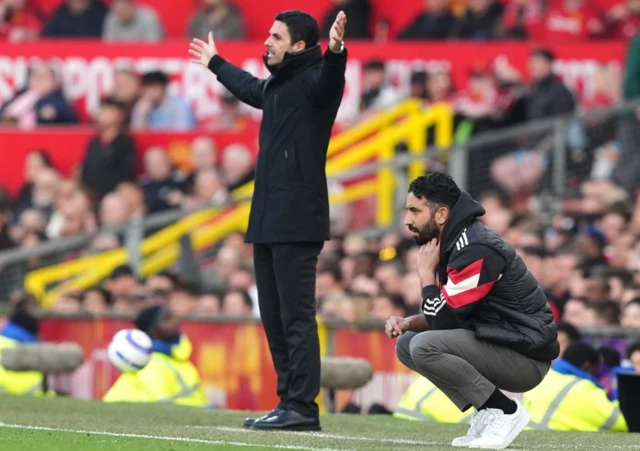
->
[0,0,46,41]
[409,70,428,101]
[621,298,640,327]
[188,0,245,40]
[82,287,111,314]
[451,0,504,40]
[14,150,52,209]
[0,197,14,251]
[146,271,176,293]
[112,295,143,315]
[0,62,77,128]
[139,147,183,214]
[13,168,59,222]
[52,292,82,314]
[542,0,605,41]
[426,70,454,105]
[221,144,254,191]
[197,291,221,316]
[357,60,400,121]
[592,301,621,326]
[169,283,198,317]
[106,265,138,298]
[222,290,253,317]
[109,68,140,125]
[316,265,344,299]
[184,168,228,209]
[179,136,217,195]
[41,0,108,38]
[563,298,596,326]
[374,260,404,295]
[99,192,131,227]
[322,0,371,39]
[369,293,406,322]
[131,71,196,131]
[88,232,120,253]
[397,0,455,40]
[116,182,145,218]
[527,48,576,121]
[556,321,581,358]
[205,89,256,132]
[81,97,135,201]
[499,0,545,39]
[606,0,640,40]
[454,61,499,130]
[103,0,163,42]
[401,272,422,314]
[48,187,96,238]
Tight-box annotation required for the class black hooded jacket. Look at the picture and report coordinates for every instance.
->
[421,192,559,362]
[208,45,347,244]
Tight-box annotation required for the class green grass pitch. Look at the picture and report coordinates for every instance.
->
[0,396,638,450]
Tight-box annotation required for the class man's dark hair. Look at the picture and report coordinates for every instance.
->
[141,70,169,87]
[602,268,634,287]
[274,10,319,48]
[227,290,253,309]
[626,297,640,309]
[318,264,343,283]
[556,321,581,342]
[563,342,600,368]
[592,301,620,325]
[627,341,640,359]
[83,287,113,306]
[408,172,461,211]
[101,96,126,111]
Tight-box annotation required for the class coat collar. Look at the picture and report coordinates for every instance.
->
[263,44,323,76]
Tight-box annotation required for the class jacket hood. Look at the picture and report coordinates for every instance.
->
[441,191,485,251]
[263,44,323,76]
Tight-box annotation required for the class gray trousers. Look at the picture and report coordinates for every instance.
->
[396,330,551,411]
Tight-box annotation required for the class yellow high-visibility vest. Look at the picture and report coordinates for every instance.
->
[0,336,52,397]
[104,336,207,407]
[523,369,627,432]
[394,376,473,424]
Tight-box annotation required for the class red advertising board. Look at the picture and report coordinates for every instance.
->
[0,129,258,197]
[37,317,412,412]
[0,40,626,127]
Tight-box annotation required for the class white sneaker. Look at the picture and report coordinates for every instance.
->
[451,410,490,447]
[468,399,530,450]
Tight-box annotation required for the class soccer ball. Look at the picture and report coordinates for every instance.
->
[107,329,153,373]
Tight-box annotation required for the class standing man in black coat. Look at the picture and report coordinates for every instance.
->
[189,10,348,431]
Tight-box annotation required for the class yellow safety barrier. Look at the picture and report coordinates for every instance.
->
[25,100,452,307]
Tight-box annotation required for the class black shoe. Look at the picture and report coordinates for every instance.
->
[250,409,321,432]
[242,408,283,429]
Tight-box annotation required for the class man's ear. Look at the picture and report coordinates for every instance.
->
[291,40,306,53]
[436,207,449,226]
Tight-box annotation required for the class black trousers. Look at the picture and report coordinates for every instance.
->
[253,241,324,418]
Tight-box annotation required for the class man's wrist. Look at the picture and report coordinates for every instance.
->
[329,41,344,53]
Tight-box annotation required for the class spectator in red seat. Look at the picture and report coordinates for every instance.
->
[606,0,640,39]
[80,97,135,201]
[130,71,196,131]
[14,150,52,211]
[526,48,576,120]
[203,89,258,132]
[0,62,77,128]
[188,0,244,40]
[397,0,456,40]
[369,293,406,322]
[116,182,145,218]
[454,61,500,131]
[184,168,228,209]
[499,0,545,39]
[542,0,606,41]
[103,0,163,42]
[41,0,107,38]
[322,0,371,38]
[221,144,254,191]
[13,167,59,222]
[451,0,505,40]
[0,0,46,41]
[426,70,455,105]
[99,191,132,227]
[196,291,221,317]
[222,290,254,317]
[179,136,217,195]
[139,147,184,214]
[356,59,401,122]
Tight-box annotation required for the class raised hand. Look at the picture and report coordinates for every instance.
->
[329,11,347,53]
[189,31,218,67]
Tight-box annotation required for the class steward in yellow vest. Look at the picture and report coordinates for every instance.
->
[394,376,473,424]
[523,342,627,432]
[0,302,50,396]
[103,306,207,407]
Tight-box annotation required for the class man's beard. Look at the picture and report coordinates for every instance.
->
[408,218,440,246]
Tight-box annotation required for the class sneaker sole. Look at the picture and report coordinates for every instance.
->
[470,410,530,450]
[451,437,479,447]
[251,423,321,432]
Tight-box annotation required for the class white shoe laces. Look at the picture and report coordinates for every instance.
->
[468,410,489,436]
[483,410,509,437]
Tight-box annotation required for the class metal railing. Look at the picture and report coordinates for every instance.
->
[1,100,639,303]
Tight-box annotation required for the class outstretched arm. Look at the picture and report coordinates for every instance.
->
[189,32,265,110]
[308,11,348,106]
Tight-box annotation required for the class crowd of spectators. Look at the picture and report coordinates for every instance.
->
[2,0,640,43]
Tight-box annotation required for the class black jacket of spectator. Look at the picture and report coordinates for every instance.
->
[451,2,504,40]
[140,176,182,214]
[397,12,456,40]
[208,45,347,243]
[41,0,108,38]
[81,133,136,200]
[527,75,575,121]
[322,0,371,38]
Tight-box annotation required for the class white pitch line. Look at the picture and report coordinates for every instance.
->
[194,426,640,450]
[0,423,355,451]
